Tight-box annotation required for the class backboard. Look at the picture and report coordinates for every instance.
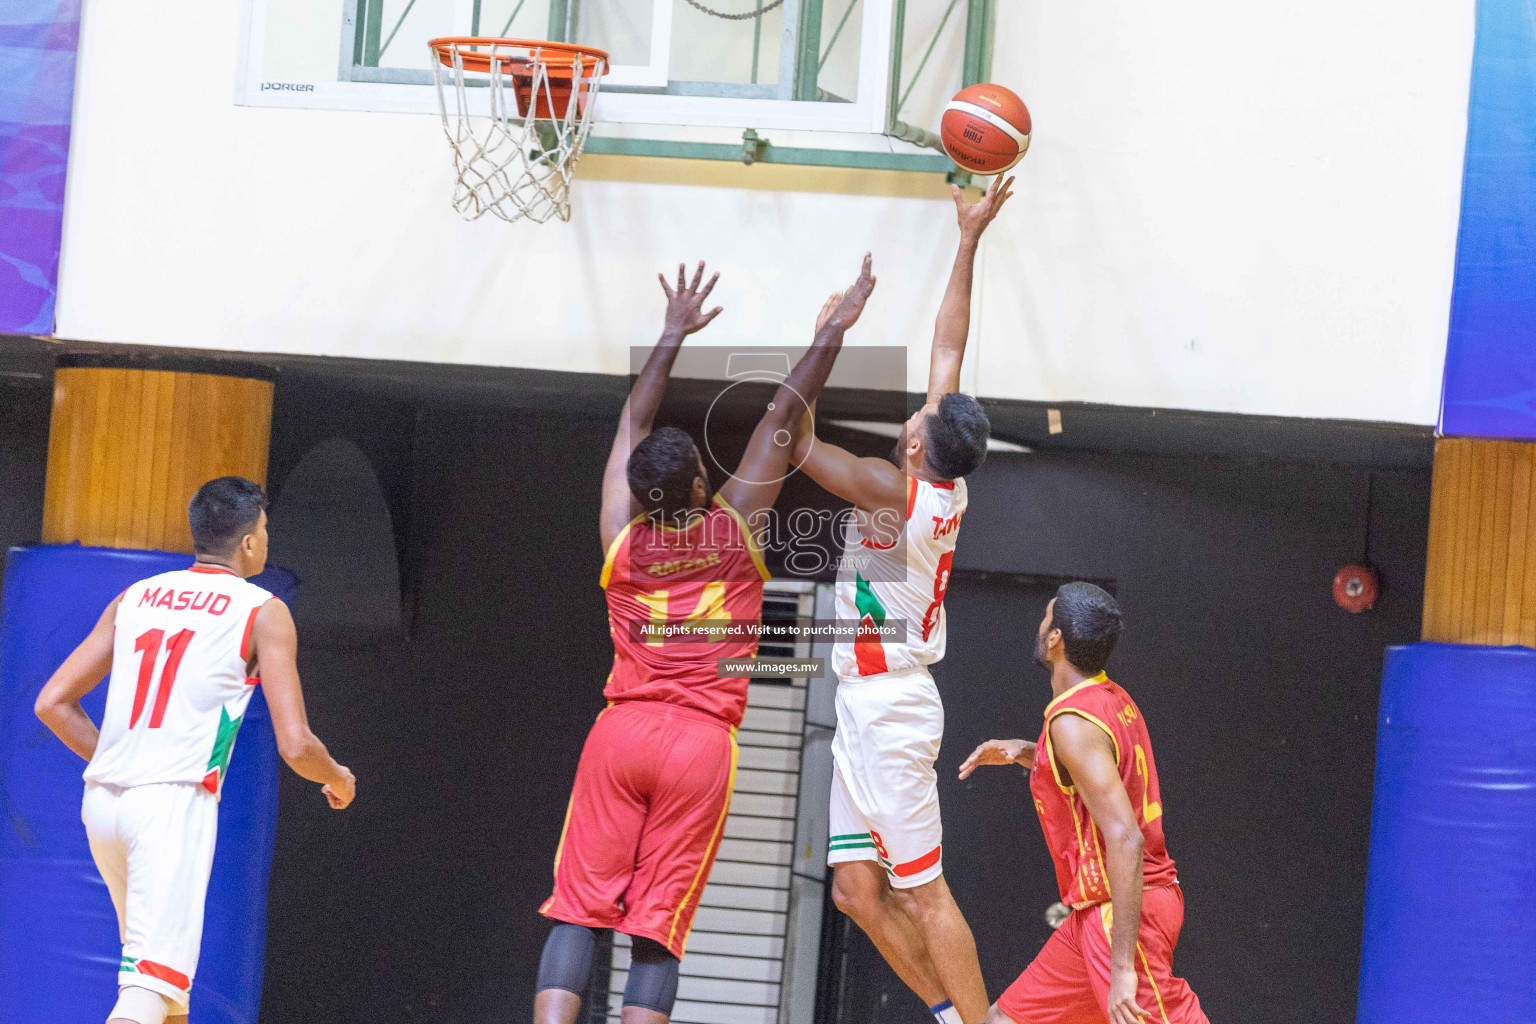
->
[237,0,991,174]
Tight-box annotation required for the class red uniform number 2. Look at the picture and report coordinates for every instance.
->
[129,628,196,728]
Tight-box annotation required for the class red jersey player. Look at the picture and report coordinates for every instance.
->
[534,258,877,1024]
[959,583,1209,1024]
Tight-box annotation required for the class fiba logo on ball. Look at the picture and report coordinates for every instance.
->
[941,83,1032,175]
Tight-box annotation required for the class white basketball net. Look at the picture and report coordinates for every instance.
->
[429,41,607,224]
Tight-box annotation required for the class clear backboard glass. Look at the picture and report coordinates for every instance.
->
[237,0,974,163]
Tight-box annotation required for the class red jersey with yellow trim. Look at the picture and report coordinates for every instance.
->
[1029,674,1179,907]
[601,495,769,727]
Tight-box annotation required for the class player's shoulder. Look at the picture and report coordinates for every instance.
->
[234,574,276,602]
[1082,678,1152,740]
[1046,678,1131,760]
[915,474,967,507]
[1047,675,1121,720]
[706,497,770,581]
[709,496,764,550]
[1099,677,1143,708]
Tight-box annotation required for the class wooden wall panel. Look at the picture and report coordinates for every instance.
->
[42,368,273,553]
[1422,437,1536,646]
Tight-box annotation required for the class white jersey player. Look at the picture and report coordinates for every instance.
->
[790,174,1014,1024]
[35,476,355,1024]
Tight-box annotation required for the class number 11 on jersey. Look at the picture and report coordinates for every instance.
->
[129,628,196,729]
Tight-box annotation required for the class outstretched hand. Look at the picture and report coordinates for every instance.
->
[953,174,1015,241]
[818,253,877,334]
[958,737,1035,779]
[659,261,723,337]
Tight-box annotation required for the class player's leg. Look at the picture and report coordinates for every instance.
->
[990,906,1103,1024]
[1082,887,1209,1024]
[891,873,988,1022]
[618,708,738,1022]
[839,671,988,1022]
[108,783,218,1023]
[84,784,169,1024]
[827,764,947,1007]
[105,986,173,1024]
[534,924,609,1024]
[83,782,129,942]
[830,861,948,1005]
[538,707,652,1024]
[617,936,680,1024]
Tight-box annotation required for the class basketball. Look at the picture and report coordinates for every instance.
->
[941,83,1032,175]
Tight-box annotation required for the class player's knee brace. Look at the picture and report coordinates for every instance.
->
[108,985,171,1024]
[536,923,605,995]
[623,937,679,1016]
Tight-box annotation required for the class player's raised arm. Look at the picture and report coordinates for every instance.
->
[252,597,356,809]
[719,254,877,520]
[1050,713,1153,1024]
[600,261,723,549]
[787,416,908,517]
[926,175,1014,403]
[34,598,119,761]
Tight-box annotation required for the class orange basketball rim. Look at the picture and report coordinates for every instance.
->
[426,36,610,224]
[427,38,609,120]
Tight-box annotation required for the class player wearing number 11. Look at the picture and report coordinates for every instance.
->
[34,477,355,1024]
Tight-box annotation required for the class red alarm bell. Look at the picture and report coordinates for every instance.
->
[1334,564,1379,613]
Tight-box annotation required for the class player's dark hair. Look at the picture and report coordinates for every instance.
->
[628,427,705,518]
[188,476,268,557]
[1051,582,1122,674]
[923,393,990,481]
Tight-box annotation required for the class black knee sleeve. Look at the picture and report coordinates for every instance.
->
[622,937,679,1015]
[537,923,604,995]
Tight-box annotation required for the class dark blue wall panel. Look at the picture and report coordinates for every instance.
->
[0,545,295,1023]
[1359,642,1536,1022]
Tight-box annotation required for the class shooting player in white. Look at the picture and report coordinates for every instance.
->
[35,476,356,1024]
[790,175,1014,1024]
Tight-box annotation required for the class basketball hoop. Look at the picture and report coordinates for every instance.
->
[428,38,609,224]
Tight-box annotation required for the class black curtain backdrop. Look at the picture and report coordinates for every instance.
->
[831,457,1427,1024]
[0,379,49,619]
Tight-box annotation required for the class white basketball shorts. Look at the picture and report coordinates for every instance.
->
[827,666,945,889]
[82,780,220,1011]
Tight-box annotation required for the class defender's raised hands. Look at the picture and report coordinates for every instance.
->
[659,261,723,337]
[817,252,878,336]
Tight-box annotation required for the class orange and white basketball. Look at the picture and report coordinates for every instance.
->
[941,84,1031,175]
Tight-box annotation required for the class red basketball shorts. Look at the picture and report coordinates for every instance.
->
[997,884,1208,1024]
[539,700,738,958]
